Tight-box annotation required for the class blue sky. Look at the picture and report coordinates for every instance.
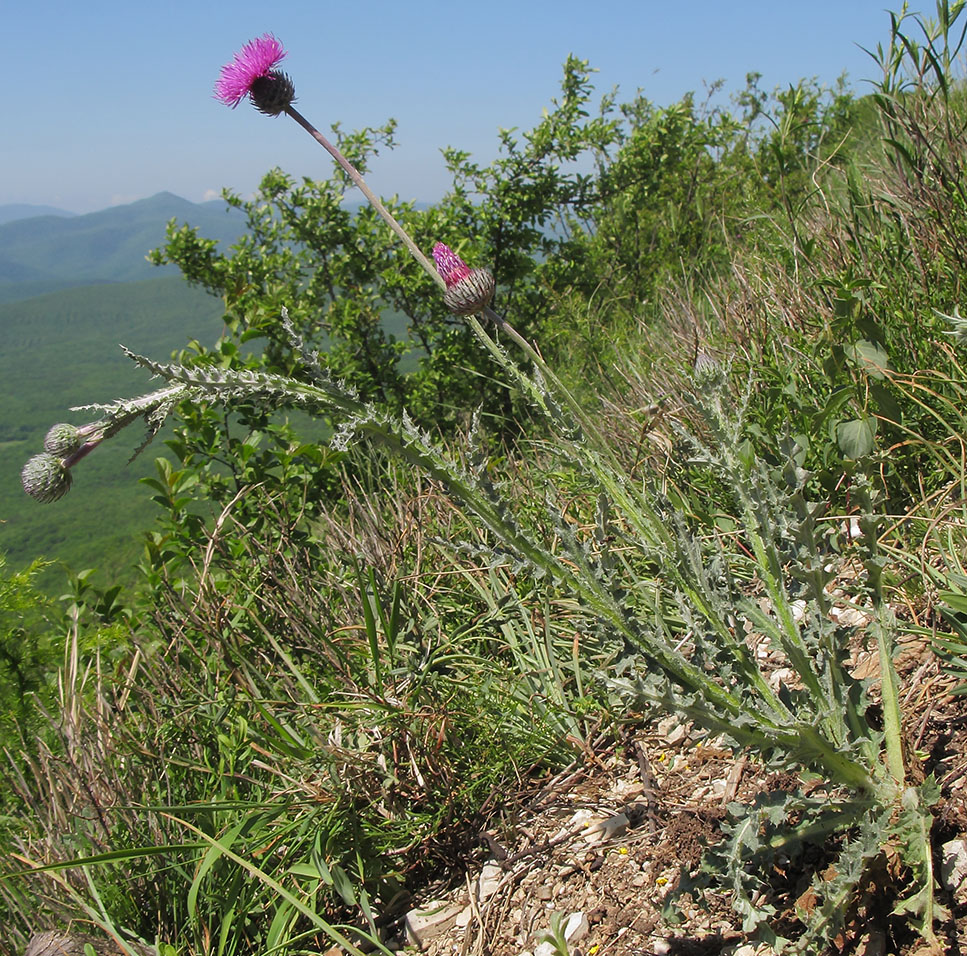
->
[2,0,902,214]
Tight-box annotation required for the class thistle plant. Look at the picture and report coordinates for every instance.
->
[17,33,946,954]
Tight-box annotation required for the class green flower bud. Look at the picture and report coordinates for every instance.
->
[21,453,73,503]
[43,423,83,456]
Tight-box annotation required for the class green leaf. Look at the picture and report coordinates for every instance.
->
[868,380,903,426]
[836,417,877,458]
[939,591,967,615]
[0,843,205,880]
[848,339,891,379]
[814,386,854,432]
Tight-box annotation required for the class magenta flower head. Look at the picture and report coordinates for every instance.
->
[432,243,495,317]
[214,33,295,116]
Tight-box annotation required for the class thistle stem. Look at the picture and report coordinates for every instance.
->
[874,604,906,786]
[284,106,444,290]
[480,305,618,455]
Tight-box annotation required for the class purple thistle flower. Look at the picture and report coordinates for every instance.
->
[214,34,294,115]
[432,243,495,316]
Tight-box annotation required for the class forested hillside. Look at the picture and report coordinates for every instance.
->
[0,193,244,303]
[0,276,227,579]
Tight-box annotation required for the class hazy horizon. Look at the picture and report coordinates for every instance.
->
[0,191,433,223]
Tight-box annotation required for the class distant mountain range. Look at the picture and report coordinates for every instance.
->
[0,203,77,225]
[0,192,246,304]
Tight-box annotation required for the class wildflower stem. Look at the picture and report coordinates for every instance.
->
[873,601,906,785]
[476,304,633,483]
[284,106,444,289]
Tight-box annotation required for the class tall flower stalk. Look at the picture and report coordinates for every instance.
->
[214,34,442,289]
[204,34,938,948]
[212,35,613,467]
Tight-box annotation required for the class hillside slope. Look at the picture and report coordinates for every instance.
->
[0,203,76,225]
[0,193,244,302]
[0,276,227,580]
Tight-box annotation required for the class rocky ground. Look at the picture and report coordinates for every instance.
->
[400,635,967,956]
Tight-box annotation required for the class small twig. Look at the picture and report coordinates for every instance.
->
[195,484,259,609]
[459,870,481,956]
[632,739,662,833]
[483,826,589,871]
[721,754,749,805]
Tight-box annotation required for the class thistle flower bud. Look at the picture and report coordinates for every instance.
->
[21,453,73,503]
[43,423,83,456]
[432,243,495,317]
[248,71,296,116]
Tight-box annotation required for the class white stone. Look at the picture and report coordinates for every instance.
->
[657,715,691,744]
[610,778,645,799]
[656,714,678,736]
[768,667,796,691]
[583,812,630,843]
[940,838,967,902]
[665,723,688,746]
[842,517,863,540]
[534,942,556,956]
[570,807,597,830]
[405,900,466,948]
[477,862,503,901]
[563,912,589,943]
[829,604,871,628]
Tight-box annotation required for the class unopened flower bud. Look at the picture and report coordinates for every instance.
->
[43,423,83,456]
[21,453,72,503]
[432,242,495,316]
